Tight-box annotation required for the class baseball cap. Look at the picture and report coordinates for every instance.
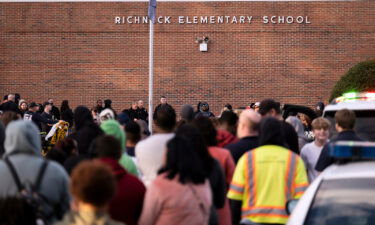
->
[29,102,38,108]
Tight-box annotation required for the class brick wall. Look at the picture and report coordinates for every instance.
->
[0,1,374,115]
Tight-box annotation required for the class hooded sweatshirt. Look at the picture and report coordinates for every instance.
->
[0,120,70,224]
[100,120,138,176]
[68,106,103,155]
[99,158,145,225]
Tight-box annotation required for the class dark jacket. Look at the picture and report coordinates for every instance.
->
[125,108,138,121]
[137,108,148,121]
[99,158,146,225]
[41,112,55,133]
[51,105,60,120]
[315,130,362,172]
[24,111,56,131]
[153,103,172,120]
[61,109,74,128]
[225,136,259,163]
[68,106,103,155]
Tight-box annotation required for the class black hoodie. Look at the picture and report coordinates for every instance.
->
[68,106,103,155]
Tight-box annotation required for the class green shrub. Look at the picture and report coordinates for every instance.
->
[330,59,375,101]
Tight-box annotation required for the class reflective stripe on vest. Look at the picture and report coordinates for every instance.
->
[242,207,288,218]
[285,152,297,200]
[246,151,256,207]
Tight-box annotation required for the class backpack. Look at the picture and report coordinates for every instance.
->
[5,157,49,225]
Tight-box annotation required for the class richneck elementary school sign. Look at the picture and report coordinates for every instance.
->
[115,15,311,24]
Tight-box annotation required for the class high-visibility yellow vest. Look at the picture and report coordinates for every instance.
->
[227,145,308,224]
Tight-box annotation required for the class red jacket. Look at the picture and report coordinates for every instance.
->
[216,129,238,148]
[99,158,146,225]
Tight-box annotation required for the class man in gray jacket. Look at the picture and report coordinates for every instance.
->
[0,120,70,224]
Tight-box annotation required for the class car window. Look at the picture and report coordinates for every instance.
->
[304,178,375,225]
[324,110,375,141]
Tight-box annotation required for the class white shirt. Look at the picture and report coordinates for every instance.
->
[300,141,324,182]
[135,133,175,186]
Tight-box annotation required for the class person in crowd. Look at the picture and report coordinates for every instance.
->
[2,95,8,104]
[54,138,83,175]
[99,119,138,176]
[0,111,19,127]
[215,111,239,147]
[124,101,139,121]
[117,112,130,128]
[253,102,260,112]
[226,109,261,163]
[139,136,212,225]
[18,99,28,117]
[125,121,141,157]
[218,111,238,136]
[219,104,233,117]
[176,104,194,128]
[98,108,115,124]
[104,99,112,109]
[45,148,67,165]
[0,122,5,157]
[0,120,70,224]
[180,104,195,122]
[299,113,314,142]
[153,95,171,120]
[175,125,226,225]
[56,161,124,225]
[195,102,215,118]
[90,107,99,124]
[41,102,58,133]
[95,135,146,225]
[60,100,74,128]
[315,109,362,172]
[48,98,60,120]
[136,100,148,122]
[0,94,19,113]
[95,99,104,114]
[23,102,57,131]
[14,93,21,106]
[194,102,202,117]
[258,99,300,154]
[192,117,235,225]
[301,118,331,182]
[104,99,117,118]
[228,117,308,225]
[68,106,103,155]
[314,101,325,117]
[0,197,37,225]
[136,120,151,140]
[136,104,175,186]
[286,115,309,151]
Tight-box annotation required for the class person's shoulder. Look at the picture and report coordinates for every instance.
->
[46,160,69,180]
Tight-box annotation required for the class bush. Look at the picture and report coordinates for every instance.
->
[330,59,375,101]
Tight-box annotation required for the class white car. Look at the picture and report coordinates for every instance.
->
[287,141,375,225]
[323,92,375,141]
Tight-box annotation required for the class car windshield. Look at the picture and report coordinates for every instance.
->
[304,178,375,225]
[324,110,375,141]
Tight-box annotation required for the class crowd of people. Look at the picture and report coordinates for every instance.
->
[0,93,363,225]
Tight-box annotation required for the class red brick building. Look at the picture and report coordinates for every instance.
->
[1,0,374,114]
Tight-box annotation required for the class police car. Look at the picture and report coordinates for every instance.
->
[323,92,375,141]
[287,141,375,225]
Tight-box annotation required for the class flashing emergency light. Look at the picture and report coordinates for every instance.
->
[330,141,375,159]
[335,92,375,103]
